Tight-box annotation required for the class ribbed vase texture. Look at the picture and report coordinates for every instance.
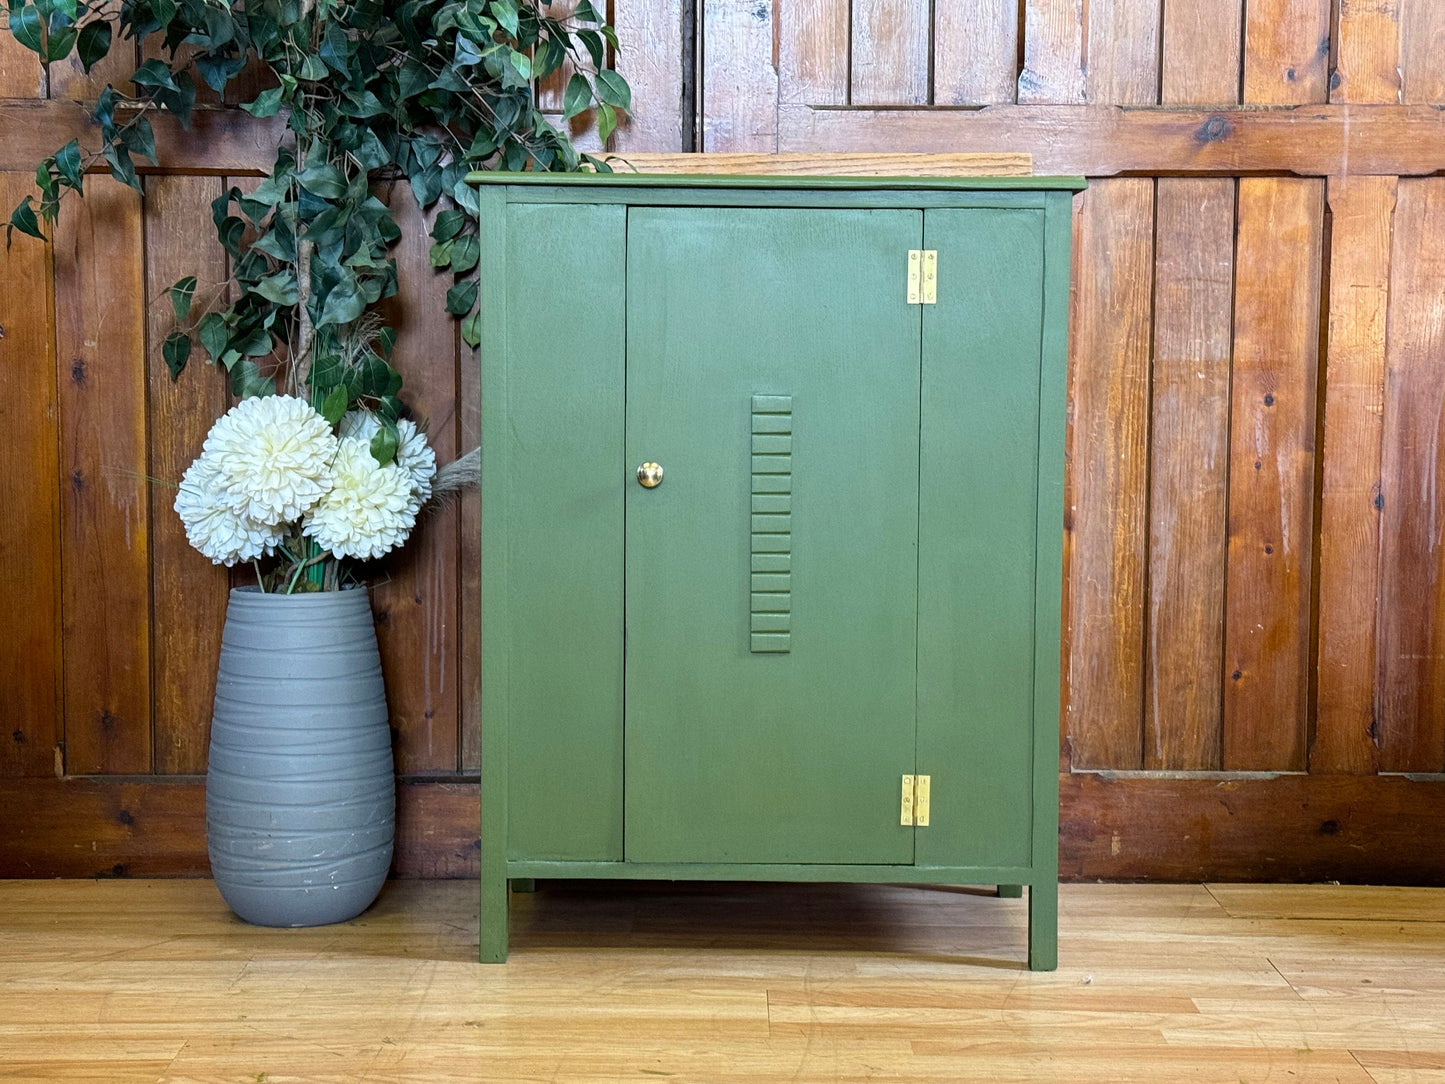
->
[207,586,395,927]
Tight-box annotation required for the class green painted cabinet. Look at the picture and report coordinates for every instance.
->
[472,173,1082,970]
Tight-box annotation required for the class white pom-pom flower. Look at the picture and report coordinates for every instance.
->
[302,436,418,560]
[202,395,338,526]
[339,411,437,510]
[174,454,284,566]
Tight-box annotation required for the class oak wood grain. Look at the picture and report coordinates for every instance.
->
[849,0,929,106]
[1222,178,1324,771]
[932,0,1017,105]
[1243,0,1331,104]
[1064,178,1153,769]
[0,172,60,779]
[1333,0,1403,103]
[1375,178,1445,772]
[699,0,777,152]
[1145,178,1233,771]
[1160,0,1242,105]
[612,0,686,150]
[1082,0,1162,105]
[1019,0,1086,104]
[143,175,229,776]
[597,150,1034,176]
[777,0,849,105]
[1312,175,1395,774]
[374,186,461,775]
[53,177,151,775]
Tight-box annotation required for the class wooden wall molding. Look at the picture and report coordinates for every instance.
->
[6,774,1444,884]
[6,101,1445,178]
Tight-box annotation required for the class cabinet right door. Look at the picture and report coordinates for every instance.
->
[916,207,1046,869]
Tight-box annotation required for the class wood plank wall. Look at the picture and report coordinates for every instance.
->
[5,0,1445,882]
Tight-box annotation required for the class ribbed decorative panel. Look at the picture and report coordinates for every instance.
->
[750,395,792,652]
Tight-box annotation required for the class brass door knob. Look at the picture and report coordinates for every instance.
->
[637,462,664,488]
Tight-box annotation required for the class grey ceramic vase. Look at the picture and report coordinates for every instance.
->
[206,585,395,927]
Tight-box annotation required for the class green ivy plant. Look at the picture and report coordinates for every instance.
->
[7,0,627,460]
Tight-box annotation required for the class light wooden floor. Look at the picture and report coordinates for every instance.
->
[1,879,1443,1082]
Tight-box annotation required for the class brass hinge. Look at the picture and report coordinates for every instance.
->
[900,774,931,826]
[906,250,937,305]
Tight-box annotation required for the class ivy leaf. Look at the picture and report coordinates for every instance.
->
[229,359,275,398]
[8,197,46,244]
[297,53,327,80]
[101,140,138,190]
[121,116,157,164]
[574,0,602,22]
[431,208,467,243]
[168,275,197,320]
[576,28,603,70]
[296,163,347,199]
[594,69,630,111]
[197,311,229,360]
[53,139,82,190]
[43,25,77,62]
[73,15,108,70]
[562,73,591,120]
[241,86,284,118]
[10,6,43,54]
[318,273,364,326]
[489,0,519,38]
[445,278,478,316]
[319,384,349,425]
[131,57,179,92]
[449,235,480,274]
[597,101,617,143]
[161,330,192,379]
[369,421,399,467]
[460,306,481,349]
[253,270,298,305]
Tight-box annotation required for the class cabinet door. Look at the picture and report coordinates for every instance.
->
[916,207,1045,869]
[624,207,922,864]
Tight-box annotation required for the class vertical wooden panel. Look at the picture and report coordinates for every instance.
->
[144,175,228,776]
[54,177,150,775]
[1084,0,1162,104]
[1019,0,1086,104]
[700,0,777,151]
[1400,0,1445,102]
[1313,176,1394,775]
[1161,0,1242,104]
[537,0,581,112]
[1223,178,1323,772]
[933,1,1016,105]
[375,187,460,775]
[459,342,481,774]
[850,0,930,105]
[0,173,60,778]
[1333,0,1402,103]
[613,0,686,150]
[1243,0,1331,104]
[779,0,849,105]
[0,22,46,97]
[1376,178,1445,773]
[1065,178,1153,770]
[1145,179,1233,771]
[48,34,137,102]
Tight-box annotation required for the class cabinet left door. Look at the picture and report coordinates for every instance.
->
[492,200,629,862]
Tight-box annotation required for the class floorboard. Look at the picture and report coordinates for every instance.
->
[0,880,1441,1082]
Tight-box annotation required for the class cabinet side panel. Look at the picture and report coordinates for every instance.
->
[917,207,1046,870]
[503,201,626,861]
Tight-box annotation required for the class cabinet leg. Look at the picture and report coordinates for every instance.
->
[1027,882,1058,972]
[479,872,510,963]
[510,878,536,893]
[996,883,1024,898]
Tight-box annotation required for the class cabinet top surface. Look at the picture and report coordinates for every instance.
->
[465,171,1087,193]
